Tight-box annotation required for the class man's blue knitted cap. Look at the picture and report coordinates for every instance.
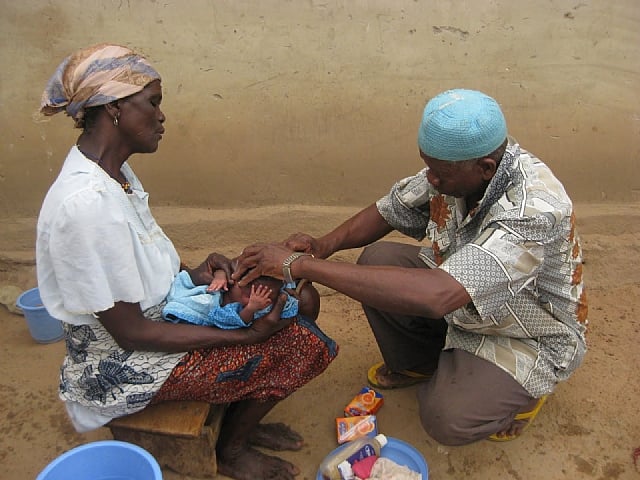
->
[418,89,507,161]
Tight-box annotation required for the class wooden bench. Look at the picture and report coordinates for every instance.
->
[108,401,226,478]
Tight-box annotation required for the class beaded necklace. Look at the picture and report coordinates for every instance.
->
[76,144,132,193]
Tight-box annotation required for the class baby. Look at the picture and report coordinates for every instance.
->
[162,269,309,329]
[207,269,288,327]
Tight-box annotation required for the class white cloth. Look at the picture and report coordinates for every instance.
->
[368,457,422,479]
[36,146,183,432]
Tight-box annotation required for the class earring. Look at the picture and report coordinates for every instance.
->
[113,114,119,127]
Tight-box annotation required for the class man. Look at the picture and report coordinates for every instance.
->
[233,89,588,445]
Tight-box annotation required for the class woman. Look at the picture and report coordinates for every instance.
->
[36,43,337,480]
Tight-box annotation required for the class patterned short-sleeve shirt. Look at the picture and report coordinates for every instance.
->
[376,144,587,397]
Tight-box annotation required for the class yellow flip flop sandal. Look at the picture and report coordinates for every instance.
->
[488,395,548,442]
[367,362,431,390]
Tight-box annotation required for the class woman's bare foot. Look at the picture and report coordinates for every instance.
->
[249,422,305,451]
[217,443,300,480]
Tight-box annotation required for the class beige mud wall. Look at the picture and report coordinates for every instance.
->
[1,1,638,216]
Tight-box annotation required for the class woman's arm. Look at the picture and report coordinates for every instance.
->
[98,293,289,352]
[98,252,289,352]
[186,252,234,286]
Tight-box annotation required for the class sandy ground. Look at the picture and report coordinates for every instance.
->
[1,203,639,480]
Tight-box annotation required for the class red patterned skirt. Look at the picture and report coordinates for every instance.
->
[152,316,338,404]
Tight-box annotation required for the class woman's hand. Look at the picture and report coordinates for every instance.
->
[248,293,292,342]
[188,252,233,286]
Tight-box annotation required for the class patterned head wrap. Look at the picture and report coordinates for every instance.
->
[418,89,507,161]
[40,43,161,127]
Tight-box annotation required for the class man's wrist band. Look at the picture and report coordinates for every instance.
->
[282,252,313,284]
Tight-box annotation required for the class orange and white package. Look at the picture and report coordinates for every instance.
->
[344,386,384,417]
[335,415,378,444]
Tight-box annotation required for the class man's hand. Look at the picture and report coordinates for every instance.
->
[232,243,293,286]
[283,232,337,260]
[283,232,315,253]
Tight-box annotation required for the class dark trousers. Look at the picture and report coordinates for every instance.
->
[357,241,535,445]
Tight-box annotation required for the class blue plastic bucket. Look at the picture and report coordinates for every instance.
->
[36,440,163,480]
[16,287,64,343]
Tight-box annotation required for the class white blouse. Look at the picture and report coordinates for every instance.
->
[37,146,180,324]
[36,146,183,431]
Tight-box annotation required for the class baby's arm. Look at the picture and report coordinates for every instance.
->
[239,285,273,324]
[207,269,229,292]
